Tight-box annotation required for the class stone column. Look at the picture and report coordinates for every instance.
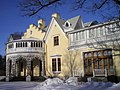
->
[26,58,31,81]
[41,57,45,76]
[11,60,16,76]
[15,61,19,77]
[6,60,10,82]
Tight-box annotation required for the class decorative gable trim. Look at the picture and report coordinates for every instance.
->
[44,18,67,43]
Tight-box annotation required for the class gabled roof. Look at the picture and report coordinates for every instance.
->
[8,33,22,42]
[44,17,67,43]
[55,18,65,29]
[67,16,83,29]
[84,20,98,27]
[42,26,48,32]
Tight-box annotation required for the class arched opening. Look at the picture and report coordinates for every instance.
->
[31,58,42,76]
[17,58,26,77]
[31,58,42,81]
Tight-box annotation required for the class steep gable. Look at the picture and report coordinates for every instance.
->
[44,17,67,43]
[68,16,84,29]
[63,16,84,32]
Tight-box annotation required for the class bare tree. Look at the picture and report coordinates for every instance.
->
[87,20,120,58]
[18,0,62,16]
[0,55,6,76]
[63,50,80,77]
[18,0,120,20]
[72,0,120,20]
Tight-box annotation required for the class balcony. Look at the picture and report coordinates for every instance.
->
[6,47,44,54]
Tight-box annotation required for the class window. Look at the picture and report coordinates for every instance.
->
[76,33,79,40]
[54,36,59,46]
[83,49,113,76]
[52,58,56,71]
[89,29,94,38]
[73,33,75,41]
[52,58,61,72]
[30,31,32,35]
[100,27,104,36]
[58,58,61,71]
[8,43,13,49]
[31,42,33,47]
[81,31,85,40]
[65,22,69,27]
[25,42,27,47]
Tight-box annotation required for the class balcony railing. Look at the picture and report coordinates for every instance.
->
[73,69,115,77]
[6,47,44,54]
[93,69,115,77]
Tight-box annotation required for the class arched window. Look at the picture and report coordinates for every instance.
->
[34,42,36,47]
[31,42,33,47]
[16,43,18,48]
[25,42,27,47]
[23,42,25,47]
[65,22,69,27]
[38,42,41,47]
[21,42,22,47]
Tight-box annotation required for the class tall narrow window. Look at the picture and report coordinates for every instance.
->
[25,42,27,47]
[31,42,33,47]
[54,36,59,46]
[52,58,61,72]
[58,58,61,71]
[52,58,56,71]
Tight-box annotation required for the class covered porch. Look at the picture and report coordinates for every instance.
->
[6,54,45,82]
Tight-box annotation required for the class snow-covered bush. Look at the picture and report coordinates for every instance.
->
[65,77,78,86]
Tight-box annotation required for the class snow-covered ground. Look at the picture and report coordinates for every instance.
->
[0,78,120,90]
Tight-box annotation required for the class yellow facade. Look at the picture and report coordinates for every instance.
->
[45,18,68,77]
[22,23,45,40]
[21,20,45,77]
[20,13,120,80]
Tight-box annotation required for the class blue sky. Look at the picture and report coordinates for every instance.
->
[0,0,103,56]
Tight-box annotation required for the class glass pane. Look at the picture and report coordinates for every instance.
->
[98,51,102,56]
[104,51,108,56]
[58,58,61,71]
[94,52,97,57]
[52,58,56,71]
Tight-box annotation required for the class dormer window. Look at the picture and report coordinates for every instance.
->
[64,21,71,28]
[66,22,69,27]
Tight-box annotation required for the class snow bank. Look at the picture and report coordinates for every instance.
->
[33,77,115,90]
[105,82,120,90]
[0,79,120,90]
[41,78,64,86]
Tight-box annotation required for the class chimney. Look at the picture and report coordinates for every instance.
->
[52,13,60,19]
[38,19,45,29]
